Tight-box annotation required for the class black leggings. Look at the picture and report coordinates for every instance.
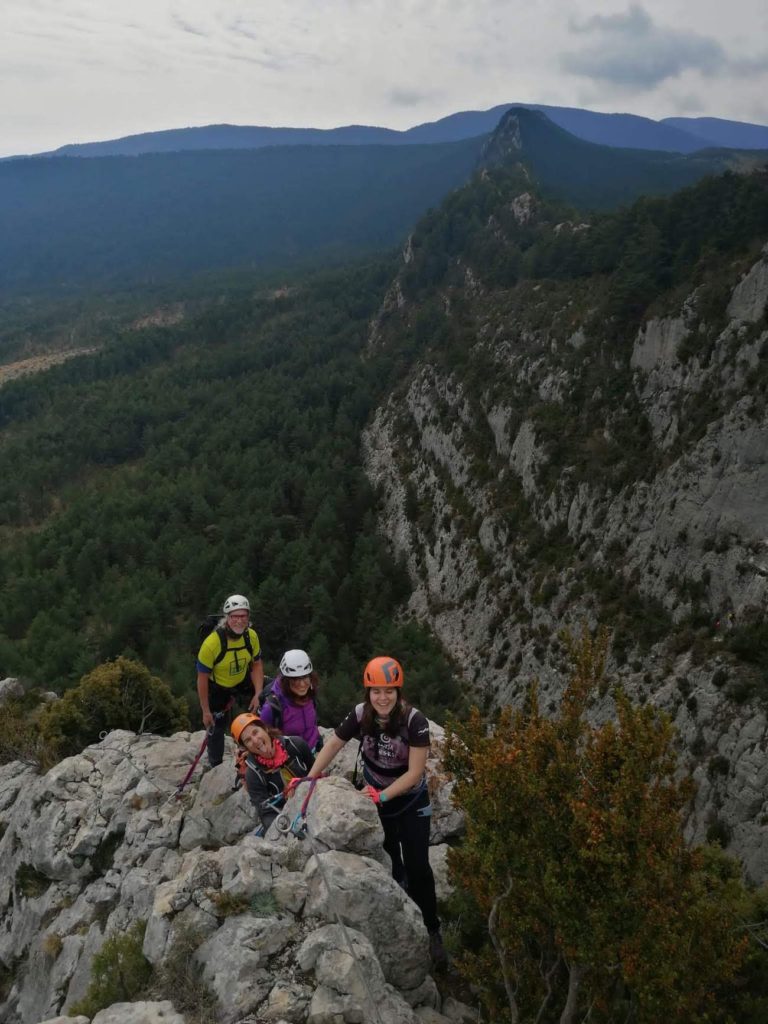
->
[379,788,439,933]
[206,678,254,766]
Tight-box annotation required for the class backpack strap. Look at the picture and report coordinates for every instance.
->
[265,693,283,729]
[212,626,229,667]
[212,626,254,667]
[351,703,365,790]
[242,629,254,659]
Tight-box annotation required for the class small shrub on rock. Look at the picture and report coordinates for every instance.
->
[70,920,152,1018]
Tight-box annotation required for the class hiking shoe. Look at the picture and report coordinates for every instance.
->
[429,930,448,966]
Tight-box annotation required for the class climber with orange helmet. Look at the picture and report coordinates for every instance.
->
[231,712,315,832]
[196,594,264,767]
[303,656,446,964]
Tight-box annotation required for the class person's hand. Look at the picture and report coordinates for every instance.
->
[202,709,214,730]
[285,777,302,799]
[248,694,261,713]
[364,785,382,805]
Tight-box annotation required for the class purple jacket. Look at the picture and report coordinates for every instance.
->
[259,675,321,750]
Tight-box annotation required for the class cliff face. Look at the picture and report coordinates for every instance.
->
[0,728,462,1024]
[363,196,768,878]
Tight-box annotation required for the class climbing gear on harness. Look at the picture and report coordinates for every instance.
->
[275,776,322,840]
[363,656,403,687]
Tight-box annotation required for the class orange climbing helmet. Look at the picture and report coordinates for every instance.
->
[363,656,404,688]
[230,712,262,744]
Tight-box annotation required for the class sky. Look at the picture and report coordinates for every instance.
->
[1,0,767,157]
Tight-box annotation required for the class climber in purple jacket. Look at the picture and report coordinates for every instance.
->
[258,649,323,752]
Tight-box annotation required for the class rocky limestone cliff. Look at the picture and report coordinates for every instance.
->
[0,726,465,1024]
[362,228,768,879]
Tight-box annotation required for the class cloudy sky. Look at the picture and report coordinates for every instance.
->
[2,0,767,157]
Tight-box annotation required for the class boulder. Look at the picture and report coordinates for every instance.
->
[195,914,298,1021]
[298,924,420,1024]
[303,851,430,990]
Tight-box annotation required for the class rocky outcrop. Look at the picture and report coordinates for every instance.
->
[0,677,23,703]
[727,243,768,322]
[362,237,768,879]
[0,726,463,1024]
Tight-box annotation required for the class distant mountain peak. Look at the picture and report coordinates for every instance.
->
[479,107,570,171]
[480,108,525,165]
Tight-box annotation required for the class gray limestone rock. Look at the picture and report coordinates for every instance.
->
[727,246,768,322]
[0,727,449,1024]
[260,979,313,1022]
[195,914,297,1021]
[0,677,23,703]
[429,844,453,903]
[37,1017,89,1024]
[91,1002,186,1024]
[299,775,388,862]
[303,851,430,990]
[298,924,420,1024]
[441,995,481,1022]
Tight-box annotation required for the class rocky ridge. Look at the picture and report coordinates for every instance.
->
[0,726,464,1024]
[362,225,768,879]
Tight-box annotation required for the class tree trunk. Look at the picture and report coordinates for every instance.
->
[559,963,583,1024]
[488,877,519,1024]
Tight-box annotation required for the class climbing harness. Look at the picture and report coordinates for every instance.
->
[274,776,321,840]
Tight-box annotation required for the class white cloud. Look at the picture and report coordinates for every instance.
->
[562,5,725,89]
[0,0,765,156]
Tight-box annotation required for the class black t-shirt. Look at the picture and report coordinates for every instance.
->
[336,702,430,789]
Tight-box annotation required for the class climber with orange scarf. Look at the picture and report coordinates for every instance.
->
[230,713,315,831]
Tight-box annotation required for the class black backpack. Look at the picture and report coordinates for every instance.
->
[197,615,254,667]
[257,677,283,728]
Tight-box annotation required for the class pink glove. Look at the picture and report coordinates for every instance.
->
[285,777,301,798]
[364,785,382,805]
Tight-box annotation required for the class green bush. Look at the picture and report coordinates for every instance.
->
[0,697,57,770]
[38,657,188,761]
[70,921,151,1018]
[15,863,51,899]
[148,923,217,1024]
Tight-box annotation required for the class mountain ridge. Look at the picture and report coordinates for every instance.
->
[11,103,767,161]
[2,109,767,298]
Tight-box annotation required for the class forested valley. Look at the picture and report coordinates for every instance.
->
[0,259,459,724]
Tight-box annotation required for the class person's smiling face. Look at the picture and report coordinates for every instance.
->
[241,722,274,757]
[368,686,398,717]
[288,674,312,698]
[227,610,249,634]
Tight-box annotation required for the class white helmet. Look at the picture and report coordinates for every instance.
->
[280,649,313,677]
[223,594,250,615]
